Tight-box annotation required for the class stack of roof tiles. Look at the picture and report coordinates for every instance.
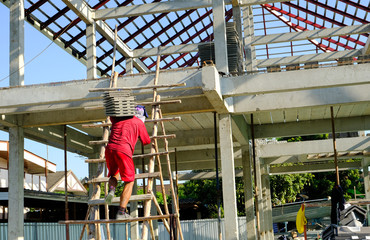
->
[102,90,136,117]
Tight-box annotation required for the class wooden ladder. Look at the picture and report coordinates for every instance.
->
[60,56,184,240]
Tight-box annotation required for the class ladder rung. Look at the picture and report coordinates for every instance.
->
[132,150,174,159]
[82,117,181,128]
[88,172,161,184]
[89,140,108,145]
[85,150,174,163]
[88,193,152,206]
[140,100,181,106]
[89,83,186,92]
[59,214,173,224]
[146,117,181,123]
[89,135,175,145]
[150,134,176,139]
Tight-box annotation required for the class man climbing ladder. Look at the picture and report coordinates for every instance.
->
[104,105,151,219]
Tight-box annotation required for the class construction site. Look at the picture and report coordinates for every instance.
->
[1,0,370,239]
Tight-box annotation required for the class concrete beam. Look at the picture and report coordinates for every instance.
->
[94,1,213,19]
[223,63,370,97]
[259,136,370,159]
[254,116,370,139]
[0,68,202,110]
[93,0,292,19]
[132,43,201,58]
[252,24,370,46]
[21,109,106,127]
[202,66,232,113]
[257,49,362,68]
[24,125,95,155]
[0,115,17,128]
[363,36,370,55]
[232,84,370,114]
[269,161,362,175]
[231,115,249,145]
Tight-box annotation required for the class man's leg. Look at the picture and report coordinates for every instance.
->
[120,181,134,208]
[105,175,118,204]
[116,181,134,219]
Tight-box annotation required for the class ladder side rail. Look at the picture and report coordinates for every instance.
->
[158,109,184,240]
[142,96,160,240]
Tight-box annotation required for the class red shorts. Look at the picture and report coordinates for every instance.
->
[105,148,135,182]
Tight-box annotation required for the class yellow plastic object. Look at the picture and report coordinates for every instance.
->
[296,204,307,234]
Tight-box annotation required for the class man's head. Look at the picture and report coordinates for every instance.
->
[135,105,148,122]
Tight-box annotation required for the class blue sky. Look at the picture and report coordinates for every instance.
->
[0,4,89,179]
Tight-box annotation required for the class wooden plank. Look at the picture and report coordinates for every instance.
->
[336,105,355,118]
[269,111,284,124]
[297,108,311,122]
[89,83,186,92]
[284,109,298,123]
[88,172,161,183]
[350,103,368,116]
[181,115,203,129]
[59,214,173,224]
[88,194,152,206]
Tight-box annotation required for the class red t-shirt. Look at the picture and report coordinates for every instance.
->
[107,116,151,157]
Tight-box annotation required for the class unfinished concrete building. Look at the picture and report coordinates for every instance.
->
[1,0,370,239]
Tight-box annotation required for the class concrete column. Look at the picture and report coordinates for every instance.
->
[255,154,265,240]
[86,22,97,79]
[126,58,134,74]
[219,114,239,240]
[362,157,370,220]
[262,164,273,239]
[9,0,25,86]
[8,126,24,240]
[212,0,229,74]
[130,179,139,239]
[241,146,257,240]
[242,6,256,72]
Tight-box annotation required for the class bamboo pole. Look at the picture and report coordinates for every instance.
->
[142,54,161,239]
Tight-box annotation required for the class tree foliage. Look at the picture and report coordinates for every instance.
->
[270,170,313,205]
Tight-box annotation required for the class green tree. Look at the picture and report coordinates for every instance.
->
[270,170,314,205]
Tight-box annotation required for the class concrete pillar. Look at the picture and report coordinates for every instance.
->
[9,0,25,86]
[262,164,274,239]
[362,157,370,220]
[212,0,229,74]
[126,58,134,74]
[254,154,265,240]
[242,6,256,72]
[8,126,24,240]
[86,22,97,79]
[130,179,139,239]
[219,114,239,240]
[241,146,257,240]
